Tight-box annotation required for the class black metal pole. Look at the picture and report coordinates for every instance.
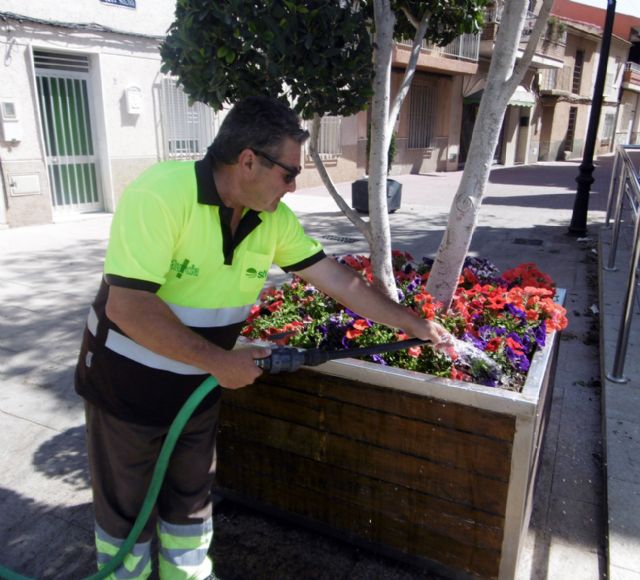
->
[568,0,617,236]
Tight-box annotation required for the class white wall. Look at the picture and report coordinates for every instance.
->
[0,7,168,225]
[0,0,176,38]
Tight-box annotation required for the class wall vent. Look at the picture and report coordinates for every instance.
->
[34,51,90,73]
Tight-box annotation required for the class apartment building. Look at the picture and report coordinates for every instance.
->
[537,0,640,161]
[537,19,630,161]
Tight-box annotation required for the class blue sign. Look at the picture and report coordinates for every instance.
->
[100,0,136,8]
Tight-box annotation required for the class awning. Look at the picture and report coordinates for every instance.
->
[463,85,536,107]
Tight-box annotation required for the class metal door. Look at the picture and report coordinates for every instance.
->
[35,51,102,212]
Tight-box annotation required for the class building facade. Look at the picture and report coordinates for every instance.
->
[0,1,362,227]
[2,1,639,228]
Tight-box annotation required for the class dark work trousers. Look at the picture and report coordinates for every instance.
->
[84,399,220,542]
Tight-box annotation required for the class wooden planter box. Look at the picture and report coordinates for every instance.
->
[217,292,564,579]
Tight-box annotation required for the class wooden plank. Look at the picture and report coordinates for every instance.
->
[218,437,505,551]
[254,370,516,441]
[219,406,510,515]
[218,462,501,579]
[223,381,514,481]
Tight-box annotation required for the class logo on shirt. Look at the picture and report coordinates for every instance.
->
[170,258,200,279]
[245,267,267,279]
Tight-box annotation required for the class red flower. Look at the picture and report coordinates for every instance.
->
[267,300,284,313]
[486,337,502,352]
[505,336,525,355]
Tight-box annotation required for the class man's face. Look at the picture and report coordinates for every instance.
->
[247,138,302,212]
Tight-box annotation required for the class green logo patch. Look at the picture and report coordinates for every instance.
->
[170,258,200,279]
[245,267,267,279]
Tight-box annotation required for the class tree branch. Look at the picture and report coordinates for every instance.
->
[400,4,420,29]
[507,0,554,91]
[388,10,430,134]
[308,115,372,244]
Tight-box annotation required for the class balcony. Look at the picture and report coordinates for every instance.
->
[394,33,480,75]
[622,62,640,93]
[481,9,566,65]
[397,32,480,61]
[538,66,573,94]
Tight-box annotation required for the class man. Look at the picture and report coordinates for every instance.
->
[75,96,451,579]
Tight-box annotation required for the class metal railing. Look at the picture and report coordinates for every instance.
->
[398,32,480,62]
[603,144,640,382]
[304,116,342,160]
[625,61,640,74]
[159,77,219,160]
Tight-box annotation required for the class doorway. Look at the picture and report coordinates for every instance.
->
[34,51,102,213]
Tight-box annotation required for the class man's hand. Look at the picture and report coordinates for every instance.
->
[405,317,455,353]
[214,347,271,389]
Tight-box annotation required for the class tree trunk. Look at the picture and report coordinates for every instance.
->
[425,0,554,309]
[369,0,397,300]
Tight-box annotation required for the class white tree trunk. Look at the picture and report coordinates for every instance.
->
[425,0,554,308]
[369,0,397,300]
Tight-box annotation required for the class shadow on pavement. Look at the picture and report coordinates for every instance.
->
[0,487,95,579]
[32,425,91,490]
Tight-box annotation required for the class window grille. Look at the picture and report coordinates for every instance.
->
[408,82,437,149]
[305,116,342,160]
[34,50,90,73]
[566,107,578,153]
[572,50,584,95]
[159,77,218,160]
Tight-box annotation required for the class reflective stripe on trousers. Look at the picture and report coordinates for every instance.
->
[158,517,214,580]
[95,523,152,579]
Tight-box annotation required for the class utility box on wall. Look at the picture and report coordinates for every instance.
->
[0,101,23,142]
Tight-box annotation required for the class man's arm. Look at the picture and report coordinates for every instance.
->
[294,257,451,345]
[106,286,270,389]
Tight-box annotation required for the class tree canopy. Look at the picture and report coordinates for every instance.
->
[161,0,374,119]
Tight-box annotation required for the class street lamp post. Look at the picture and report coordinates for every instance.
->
[568,0,617,236]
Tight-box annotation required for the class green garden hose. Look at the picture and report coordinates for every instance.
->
[0,376,219,580]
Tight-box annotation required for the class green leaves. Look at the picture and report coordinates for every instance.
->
[160,0,374,118]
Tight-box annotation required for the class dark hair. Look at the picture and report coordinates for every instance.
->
[208,96,309,165]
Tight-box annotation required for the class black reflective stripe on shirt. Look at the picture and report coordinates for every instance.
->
[281,250,327,273]
[105,274,161,293]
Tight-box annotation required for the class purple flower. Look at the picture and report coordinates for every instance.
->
[478,325,505,340]
[463,332,486,351]
[505,303,527,323]
[534,321,547,348]
[371,354,388,365]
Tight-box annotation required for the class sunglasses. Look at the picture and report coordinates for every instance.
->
[250,148,301,184]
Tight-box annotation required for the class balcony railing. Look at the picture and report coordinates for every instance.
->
[623,61,640,89]
[538,66,573,93]
[625,62,640,74]
[482,8,566,57]
[398,32,480,62]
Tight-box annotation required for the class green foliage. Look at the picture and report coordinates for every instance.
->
[160,0,374,119]
[394,0,490,46]
[161,1,490,120]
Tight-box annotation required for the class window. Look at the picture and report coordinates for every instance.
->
[566,107,578,153]
[572,50,584,94]
[159,77,219,160]
[304,116,342,160]
[408,81,437,149]
[600,113,616,147]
